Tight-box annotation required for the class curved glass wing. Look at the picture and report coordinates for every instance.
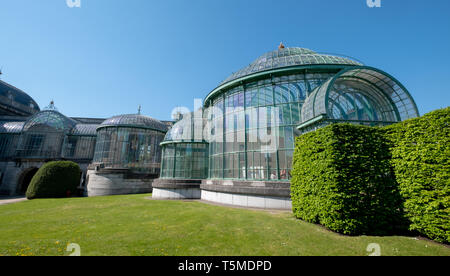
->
[301,67,419,124]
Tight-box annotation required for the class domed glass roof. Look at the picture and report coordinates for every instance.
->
[163,111,206,143]
[99,114,168,132]
[23,110,77,132]
[0,80,40,114]
[220,47,362,85]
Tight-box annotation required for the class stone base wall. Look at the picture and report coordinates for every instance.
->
[152,178,202,199]
[201,190,292,210]
[200,179,292,210]
[86,168,155,197]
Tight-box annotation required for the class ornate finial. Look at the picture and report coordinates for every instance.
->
[138,105,142,115]
[278,42,285,49]
[44,100,58,111]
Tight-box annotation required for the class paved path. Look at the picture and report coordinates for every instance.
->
[0,196,27,205]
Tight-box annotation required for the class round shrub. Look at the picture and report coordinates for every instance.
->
[26,161,82,200]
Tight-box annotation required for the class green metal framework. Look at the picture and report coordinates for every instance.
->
[0,122,23,159]
[14,110,98,159]
[299,66,420,133]
[159,111,209,179]
[205,71,338,181]
[93,126,165,173]
[92,114,167,173]
[201,48,419,182]
[160,142,209,179]
[219,47,362,86]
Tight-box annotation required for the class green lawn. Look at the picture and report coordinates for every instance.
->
[0,194,448,256]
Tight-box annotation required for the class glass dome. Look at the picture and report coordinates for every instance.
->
[93,114,167,173]
[22,110,77,133]
[160,112,209,179]
[15,110,78,158]
[220,47,362,85]
[203,46,419,182]
[0,80,40,115]
[99,114,168,132]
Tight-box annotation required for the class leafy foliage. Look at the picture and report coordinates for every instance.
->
[26,161,81,200]
[384,107,449,243]
[291,108,449,243]
[291,124,405,235]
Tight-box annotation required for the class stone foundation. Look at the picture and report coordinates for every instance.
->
[200,179,292,210]
[152,178,202,199]
[86,167,155,197]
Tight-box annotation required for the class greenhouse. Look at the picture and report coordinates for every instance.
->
[0,44,420,203]
[159,111,208,179]
[196,44,419,208]
[92,114,168,174]
[202,45,419,183]
[153,111,208,200]
[86,114,168,197]
[13,110,98,160]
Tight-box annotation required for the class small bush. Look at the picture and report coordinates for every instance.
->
[291,124,405,236]
[26,161,81,200]
[384,107,450,243]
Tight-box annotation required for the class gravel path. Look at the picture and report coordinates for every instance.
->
[0,197,27,205]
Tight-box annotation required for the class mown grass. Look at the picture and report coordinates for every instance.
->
[0,194,448,256]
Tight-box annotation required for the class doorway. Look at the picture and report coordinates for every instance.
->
[17,167,39,195]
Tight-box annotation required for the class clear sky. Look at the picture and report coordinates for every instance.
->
[0,0,449,120]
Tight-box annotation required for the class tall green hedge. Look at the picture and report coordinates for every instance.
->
[384,107,449,243]
[26,161,81,200]
[291,124,405,235]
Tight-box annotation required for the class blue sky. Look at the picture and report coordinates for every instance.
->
[0,0,449,120]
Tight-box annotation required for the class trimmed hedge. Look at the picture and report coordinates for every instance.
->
[26,161,81,200]
[384,107,450,243]
[291,124,405,235]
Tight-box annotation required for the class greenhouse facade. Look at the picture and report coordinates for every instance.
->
[0,80,172,196]
[0,44,419,208]
[155,44,419,208]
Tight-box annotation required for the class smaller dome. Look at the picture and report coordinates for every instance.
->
[99,114,168,132]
